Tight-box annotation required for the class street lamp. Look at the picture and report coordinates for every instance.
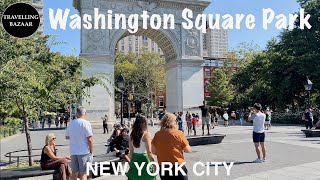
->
[304,77,313,106]
[117,74,125,125]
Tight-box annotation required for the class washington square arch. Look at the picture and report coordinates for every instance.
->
[73,0,211,122]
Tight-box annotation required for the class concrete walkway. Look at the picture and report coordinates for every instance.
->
[1,123,320,180]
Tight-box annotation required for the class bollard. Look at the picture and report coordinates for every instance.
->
[17,157,19,168]
[9,152,11,164]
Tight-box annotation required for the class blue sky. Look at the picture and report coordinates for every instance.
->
[43,0,300,55]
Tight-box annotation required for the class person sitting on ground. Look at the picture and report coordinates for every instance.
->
[41,133,72,180]
[110,128,130,162]
[111,123,122,139]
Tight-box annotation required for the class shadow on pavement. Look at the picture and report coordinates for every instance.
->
[210,161,255,167]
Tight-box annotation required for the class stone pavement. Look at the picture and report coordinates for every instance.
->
[1,121,320,180]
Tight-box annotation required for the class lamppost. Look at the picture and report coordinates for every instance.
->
[304,77,313,107]
[117,74,125,126]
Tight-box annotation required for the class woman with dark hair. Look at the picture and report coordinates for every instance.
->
[127,114,155,180]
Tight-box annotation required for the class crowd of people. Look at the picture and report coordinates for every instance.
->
[39,103,320,180]
[31,114,70,129]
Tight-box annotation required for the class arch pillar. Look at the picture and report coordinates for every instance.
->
[166,59,204,113]
[81,53,115,123]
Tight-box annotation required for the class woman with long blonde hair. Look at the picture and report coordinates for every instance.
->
[40,133,72,180]
[152,113,192,180]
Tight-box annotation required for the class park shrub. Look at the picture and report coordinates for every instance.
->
[271,112,304,124]
[4,117,22,126]
[0,125,21,139]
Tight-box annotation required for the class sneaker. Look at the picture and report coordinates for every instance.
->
[262,158,267,162]
[253,158,263,163]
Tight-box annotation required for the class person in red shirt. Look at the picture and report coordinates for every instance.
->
[192,113,197,136]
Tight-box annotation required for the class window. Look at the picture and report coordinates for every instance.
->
[121,46,124,51]
[159,96,164,107]
[205,80,210,91]
[129,46,133,51]
[129,40,132,45]
[205,69,211,78]
[135,41,138,46]
[135,47,139,52]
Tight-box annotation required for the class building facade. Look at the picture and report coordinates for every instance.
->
[203,59,238,99]
[203,28,228,58]
[116,35,164,55]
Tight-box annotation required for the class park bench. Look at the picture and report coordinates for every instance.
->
[90,153,121,178]
[0,154,121,180]
[301,129,320,137]
[0,166,59,180]
[187,134,226,146]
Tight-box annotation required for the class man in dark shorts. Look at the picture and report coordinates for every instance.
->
[248,103,266,163]
[190,101,211,136]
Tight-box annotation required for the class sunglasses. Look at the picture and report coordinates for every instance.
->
[52,138,56,140]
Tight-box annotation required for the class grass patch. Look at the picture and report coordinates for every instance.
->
[6,161,40,169]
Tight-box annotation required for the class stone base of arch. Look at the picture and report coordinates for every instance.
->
[81,55,204,122]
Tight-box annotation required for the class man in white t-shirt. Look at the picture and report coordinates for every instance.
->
[248,103,266,163]
[65,106,93,180]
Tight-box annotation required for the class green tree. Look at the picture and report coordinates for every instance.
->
[114,49,165,102]
[207,69,234,107]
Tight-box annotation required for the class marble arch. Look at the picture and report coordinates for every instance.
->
[73,0,210,121]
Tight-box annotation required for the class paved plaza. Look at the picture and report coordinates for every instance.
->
[1,121,320,180]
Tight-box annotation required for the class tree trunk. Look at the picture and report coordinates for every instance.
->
[23,105,33,166]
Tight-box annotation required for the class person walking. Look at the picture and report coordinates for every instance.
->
[65,107,93,180]
[102,115,109,134]
[127,114,155,180]
[48,116,52,128]
[191,113,197,136]
[177,112,184,132]
[265,108,272,130]
[231,111,236,125]
[42,117,46,129]
[152,113,192,180]
[60,115,64,127]
[55,115,60,128]
[41,133,72,180]
[304,108,313,129]
[223,111,229,127]
[248,103,267,163]
[186,112,192,136]
[190,101,211,135]
[239,111,244,125]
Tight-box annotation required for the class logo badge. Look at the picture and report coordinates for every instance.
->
[2,3,40,38]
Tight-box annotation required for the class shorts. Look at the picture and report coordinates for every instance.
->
[202,116,210,125]
[71,153,93,173]
[265,121,270,125]
[253,131,265,143]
